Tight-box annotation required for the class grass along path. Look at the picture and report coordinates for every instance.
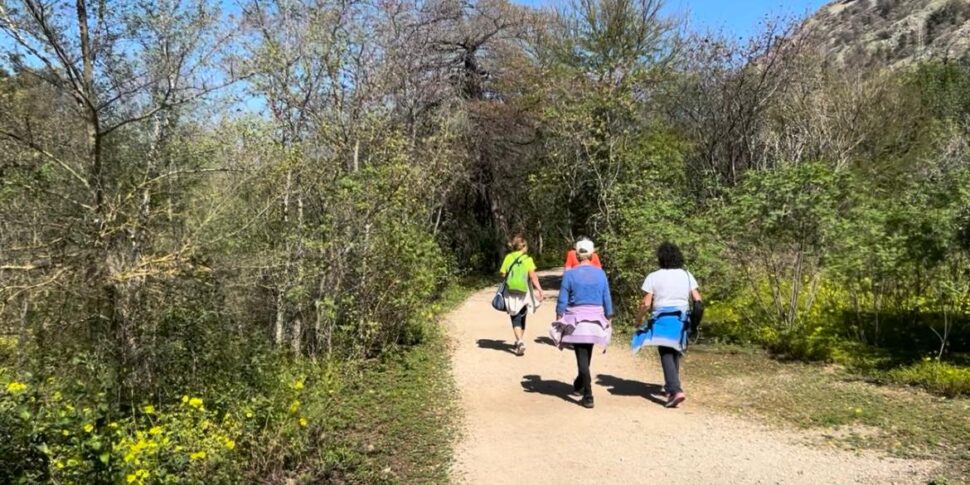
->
[686,345,970,484]
[287,278,484,484]
[446,269,939,485]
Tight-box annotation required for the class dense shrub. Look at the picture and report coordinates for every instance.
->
[887,359,970,397]
[0,343,454,484]
[1,372,254,484]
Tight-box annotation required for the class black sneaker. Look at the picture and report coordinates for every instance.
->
[581,395,594,409]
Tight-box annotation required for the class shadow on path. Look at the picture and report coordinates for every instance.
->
[477,339,516,355]
[596,374,667,406]
[533,336,557,347]
[521,375,580,405]
[538,273,563,292]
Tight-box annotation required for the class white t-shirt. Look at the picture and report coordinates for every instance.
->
[641,269,698,310]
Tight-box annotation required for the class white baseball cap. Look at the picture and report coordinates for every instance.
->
[575,238,595,254]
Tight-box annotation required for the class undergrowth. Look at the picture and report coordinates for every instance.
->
[0,278,481,484]
[687,345,970,482]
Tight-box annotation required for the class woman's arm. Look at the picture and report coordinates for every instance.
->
[634,293,653,325]
[556,272,570,319]
[691,288,702,302]
[602,277,614,318]
[529,270,545,301]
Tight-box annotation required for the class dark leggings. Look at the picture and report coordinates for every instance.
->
[510,306,527,329]
[573,343,594,398]
[658,346,682,394]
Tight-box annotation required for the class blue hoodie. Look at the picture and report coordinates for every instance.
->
[556,265,614,317]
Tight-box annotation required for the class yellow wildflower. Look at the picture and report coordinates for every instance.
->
[189,451,207,460]
[292,379,305,390]
[5,381,27,394]
[126,474,137,483]
[83,423,94,433]
[181,395,189,403]
[142,404,155,414]
[288,400,301,414]
[224,438,236,450]
[52,391,62,401]
[149,426,162,436]
[299,416,308,427]
[188,397,204,409]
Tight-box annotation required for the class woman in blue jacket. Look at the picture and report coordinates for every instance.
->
[552,239,613,408]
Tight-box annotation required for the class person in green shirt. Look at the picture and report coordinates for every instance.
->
[499,235,545,356]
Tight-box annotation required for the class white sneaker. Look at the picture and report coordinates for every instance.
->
[516,341,525,356]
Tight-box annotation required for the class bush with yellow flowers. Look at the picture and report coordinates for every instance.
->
[111,396,243,484]
[0,371,248,484]
[0,358,335,484]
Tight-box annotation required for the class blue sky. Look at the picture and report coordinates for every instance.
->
[514,0,830,39]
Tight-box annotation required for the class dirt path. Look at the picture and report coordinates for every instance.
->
[446,270,933,485]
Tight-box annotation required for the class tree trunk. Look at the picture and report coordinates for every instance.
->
[274,290,285,346]
[291,317,302,354]
[291,191,304,353]
[275,168,293,348]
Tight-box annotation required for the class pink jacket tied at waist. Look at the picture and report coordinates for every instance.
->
[549,305,613,352]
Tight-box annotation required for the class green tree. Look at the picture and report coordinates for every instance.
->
[720,163,852,333]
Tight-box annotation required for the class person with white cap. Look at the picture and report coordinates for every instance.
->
[550,238,614,408]
[564,237,602,270]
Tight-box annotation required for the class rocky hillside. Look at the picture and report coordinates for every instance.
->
[803,0,970,67]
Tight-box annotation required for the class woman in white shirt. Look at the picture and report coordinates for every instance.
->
[634,242,702,408]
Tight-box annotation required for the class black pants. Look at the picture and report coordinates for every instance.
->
[658,346,682,394]
[573,343,594,398]
[510,305,527,329]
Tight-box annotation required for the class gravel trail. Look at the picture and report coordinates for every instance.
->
[446,270,934,485]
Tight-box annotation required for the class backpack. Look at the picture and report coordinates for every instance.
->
[491,255,525,312]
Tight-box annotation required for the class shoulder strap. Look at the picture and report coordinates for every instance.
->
[505,255,527,284]
[684,269,694,305]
